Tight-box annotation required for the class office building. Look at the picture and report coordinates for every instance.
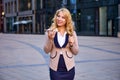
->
[3,0,120,37]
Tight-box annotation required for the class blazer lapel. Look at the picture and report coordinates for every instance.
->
[54,32,69,48]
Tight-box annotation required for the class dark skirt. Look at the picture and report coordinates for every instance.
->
[50,55,75,80]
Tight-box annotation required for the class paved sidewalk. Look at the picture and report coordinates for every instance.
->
[0,33,120,80]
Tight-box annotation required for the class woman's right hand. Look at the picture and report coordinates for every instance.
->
[47,29,55,40]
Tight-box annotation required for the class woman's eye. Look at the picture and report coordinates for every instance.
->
[62,17,65,19]
[57,15,60,17]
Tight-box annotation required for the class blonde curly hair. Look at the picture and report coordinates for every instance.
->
[49,8,75,36]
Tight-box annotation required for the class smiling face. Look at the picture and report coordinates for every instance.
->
[51,8,74,35]
[56,11,66,27]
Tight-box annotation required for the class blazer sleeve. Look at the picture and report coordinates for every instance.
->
[43,32,53,54]
[70,31,79,55]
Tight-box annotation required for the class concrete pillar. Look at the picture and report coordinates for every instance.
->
[16,17,19,33]
[32,0,35,33]
[3,17,6,33]
[3,1,6,33]
[32,15,35,33]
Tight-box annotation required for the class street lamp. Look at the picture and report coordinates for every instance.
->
[2,11,4,19]
[2,11,4,16]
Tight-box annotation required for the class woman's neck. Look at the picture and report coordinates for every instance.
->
[58,26,66,36]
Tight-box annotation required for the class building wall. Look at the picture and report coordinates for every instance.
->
[3,0,35,33]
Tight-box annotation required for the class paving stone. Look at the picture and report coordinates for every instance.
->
[0,33,120,80]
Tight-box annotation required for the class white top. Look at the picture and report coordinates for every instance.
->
[57,32,67,47]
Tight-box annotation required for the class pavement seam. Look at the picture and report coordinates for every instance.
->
[79,44,120,55]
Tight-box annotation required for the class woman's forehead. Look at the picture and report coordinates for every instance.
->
[57,11,66,17]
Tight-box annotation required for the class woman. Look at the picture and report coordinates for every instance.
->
[44,8,79,80]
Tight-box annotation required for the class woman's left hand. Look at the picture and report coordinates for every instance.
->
[69,36,75,47]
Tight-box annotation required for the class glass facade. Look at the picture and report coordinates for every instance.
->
[75,0,119,36]
[35,0,46,34]
[6,17,16,32]
[17,16,32,33]
[45,0,63,28]
[3,0,17,33]
[78,8,96,35]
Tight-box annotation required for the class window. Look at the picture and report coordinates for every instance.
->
[19,0,32,11]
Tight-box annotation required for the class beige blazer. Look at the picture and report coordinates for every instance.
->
[44,31,79,71]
